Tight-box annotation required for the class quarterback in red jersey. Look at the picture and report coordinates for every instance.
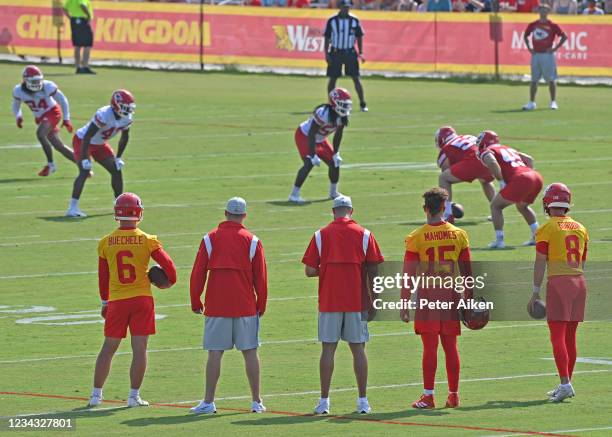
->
[289,88,351,203]
[477,130,543,249]
[12,65,76,176]
[435,126,495,222]
[531,183,588,403]
[88,193,176,408]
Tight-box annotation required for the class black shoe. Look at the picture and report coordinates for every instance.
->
[360,102,369,112]
[82,67,96,75]
[76,67,85,74]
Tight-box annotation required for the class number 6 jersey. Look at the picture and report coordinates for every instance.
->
[536,216,589,277]
[76,105,133,146]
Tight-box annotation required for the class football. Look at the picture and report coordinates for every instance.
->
[147,265,170,289]
[451,202,465,219]
[528,299,547,319]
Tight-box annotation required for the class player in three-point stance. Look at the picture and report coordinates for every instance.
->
[288,88,351,203]
[435,126,495,222]
[89,192,177,408]
[66,90,135,217]
[530,183,588,403]
[400,188,473,409]
[477,130,543,249]
[12,65,76,176]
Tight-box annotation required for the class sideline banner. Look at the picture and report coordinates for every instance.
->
[1,0,611,77]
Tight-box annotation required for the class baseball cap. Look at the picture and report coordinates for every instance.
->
[332,195,353,209]
[226,197,247,215]
[339,0,353,7]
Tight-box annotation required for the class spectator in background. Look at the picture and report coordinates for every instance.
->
[582,0,604,12]
[427,0,452,10]
[262,0,287,5]
[63,0,95,74]
[500,0,539,11]
[452,0,485,11]
[553,0,578,13]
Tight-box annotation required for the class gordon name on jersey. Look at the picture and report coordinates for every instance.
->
[77,105,133,145]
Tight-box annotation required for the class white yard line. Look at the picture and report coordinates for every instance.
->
[482,425,612,437]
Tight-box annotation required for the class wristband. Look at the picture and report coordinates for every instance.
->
[532,286,541,294]
[101,300,108,306]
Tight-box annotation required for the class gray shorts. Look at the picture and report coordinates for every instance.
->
[531,52,557,82]
[204,315,260,351]
[318,312,369,344]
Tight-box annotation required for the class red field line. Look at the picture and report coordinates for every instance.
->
[0,391,575,437]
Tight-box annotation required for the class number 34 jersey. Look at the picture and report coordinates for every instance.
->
[98,228,162,301]
[76,105,133,146]
[536,216,589,277]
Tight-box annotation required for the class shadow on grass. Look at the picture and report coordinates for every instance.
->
[122,411,244,427]
[267,198,329,207]
[454,399,549,412]
[491,109,528,114]
[37,213,113,222]
[396,220,483,227]
[470,246,516,251]
[0,178,40,184]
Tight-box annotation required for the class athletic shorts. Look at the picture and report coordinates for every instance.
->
[70,17,94,47]
[450,158,494,183]
[326,50,359,78]
[546,275,587,322]
[414,289,461,335]
[531,52,557,82]
[500,171,543,204]
[72,135,115,162]
[35,105,62,133]
[104,295,155,338]
[204,315,260,351]
[318,312,369,343]
[294,127,334,163]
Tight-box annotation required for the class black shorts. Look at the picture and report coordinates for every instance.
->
[70,18,93,47]
[327,50,359,78]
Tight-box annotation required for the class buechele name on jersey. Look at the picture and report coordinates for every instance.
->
[107,235,145,246]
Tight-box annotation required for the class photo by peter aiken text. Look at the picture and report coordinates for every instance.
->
[371,273,493,311]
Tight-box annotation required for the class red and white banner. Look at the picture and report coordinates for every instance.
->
[1,0,611,76]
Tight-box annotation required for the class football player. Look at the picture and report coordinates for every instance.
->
[530,183,588,403]
[435,126,495,222]
[288,88,351,203]
[89,192,176,408]
[66,89,135,217]
[400,187,473,409]
[11,65,76,176]
[477,130,543,249]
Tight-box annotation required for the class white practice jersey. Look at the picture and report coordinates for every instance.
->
[76,105,133,145]
[299,105,344,144]
[12,80,69,119]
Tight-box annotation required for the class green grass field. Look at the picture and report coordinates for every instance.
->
[1,62,611,436]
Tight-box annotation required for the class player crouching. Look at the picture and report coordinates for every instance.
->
[477,130,542,249]
[530,183,588,403]
[88,193,177,408]
[288,88,351,203]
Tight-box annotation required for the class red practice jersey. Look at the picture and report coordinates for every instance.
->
[437,134,479,167]
[479,144,532,183]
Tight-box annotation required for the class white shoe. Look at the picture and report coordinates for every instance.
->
[547,386,560,398]
[328,191,343,200]
[288,195,307,204]
[487,215,493,222]
[87,395,102,407]
[190,400,216,414]
[251,401,266,413]
[314,399,330,414]
[550,101,558,110]
[360,105,369,112]
[549,384,575,403]
[488,240,506,249]
[127,396,149,407]
[65,206,87,217]
[523,238,536,246]
[522,101,536,111]
[357,398,371,414]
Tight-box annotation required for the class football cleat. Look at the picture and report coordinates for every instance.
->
[488,240,506,249]
[314,399,330,414]
[360,103,369,112]
[190,400,217,414]
[550,101,558,110]
[37,164,56,177]
[251,401,266,413]
[111,89,136,118]
[522,101,537,111]
[328,191,344,200]
[547,386,560,398]
[523,238,536,246]
[127,396,149,407]
[87,395,102,408]
[357,398,371,414]
[412,394,435,409]
[445,393,459,408]
[549,384,575,403]
[22,65,44,92]
[65,207,87,218]
[288,195,307,204]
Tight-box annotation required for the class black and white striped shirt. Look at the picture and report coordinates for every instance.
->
[324,13,364,50]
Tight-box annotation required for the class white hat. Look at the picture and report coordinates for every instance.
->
[226,197,247,215]
[332,195,353,209]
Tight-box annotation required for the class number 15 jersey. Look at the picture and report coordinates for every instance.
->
[98,228,162,301]
[536,216,588,277]
[77,105,133,146]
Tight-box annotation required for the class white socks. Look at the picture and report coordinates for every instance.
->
[529,222,539,235]
[69,198,79,209]
[129,388,139,398]
[495,230,504,242]
[92,387,102,398]
[291,186,301,197]
[444,200,453,218]
[424,389,434,395]
[358,397,368,403]
[48,162,56,170]
[329,183,338,196]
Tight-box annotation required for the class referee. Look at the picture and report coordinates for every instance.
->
[63,0,95,74]
[324,0,367,112]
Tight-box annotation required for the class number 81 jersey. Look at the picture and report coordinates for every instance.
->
[536,216,589,277]
[98,228,162,301]
[76,105,133,146]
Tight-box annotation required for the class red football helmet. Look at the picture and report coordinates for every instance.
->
[114,192,143,221]
[460,297,490,330]
[111,89,136,118]
[329,87,352,117]
[435,126,457,149]
[22,65,43,92]
[476,130,500,153]
[543,183,571,214]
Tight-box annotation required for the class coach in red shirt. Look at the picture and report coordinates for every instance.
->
[302,195,384,415]
[522,4,567,111]
[189,197,268,415]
